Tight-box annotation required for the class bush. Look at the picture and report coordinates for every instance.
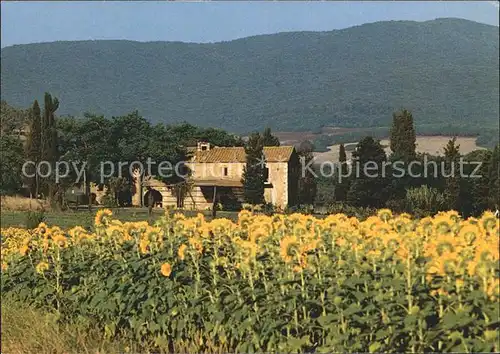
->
[24,210,45,229]
[325,202,376,220]
[262,203,276,216]
[101,193,118,208]
[405,185,446,216]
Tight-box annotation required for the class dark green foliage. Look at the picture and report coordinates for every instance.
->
[0,135,24,195]
[262,127,280,147]
[405,185,446,217]
[334,143,349,202]
[242,133,266,204]
[388,109,418,202]
[24,100,42,196]
[41,93,59,164]
[475,130,500,149]
[486,145,499,208]
[347,137,389,208]
[24,210,45,229]
[390,109,416,161]
[443,137,462,210]
[0,100,29,134]
[40,93,60,206]
[297,140,317,205]
[1,19,498,133]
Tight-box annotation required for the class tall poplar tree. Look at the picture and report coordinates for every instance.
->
[443,137,461,211]
[334,143,349,201]
[297,140,317,205]
[40,93,60,205]
[487,144,499,209]
[262,127,280,147]
[242,132,266,204]
[389,109,418,202]
[24,100,42,197]
[389,109,416,161]
[347,136,389,208]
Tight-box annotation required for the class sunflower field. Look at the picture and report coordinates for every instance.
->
[1,209,499,352]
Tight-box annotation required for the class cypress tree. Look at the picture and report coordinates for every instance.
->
[347,136,389,208]
[390,109,416,161]
[297,140,317,205]
[24,100,42,197]
[335,143,349,201]
[487,144,499,209]
[262,127,280,147]
[389,109,418,202]
[443,137,461,211]
[40,93,60,205]
[242,132,266,204]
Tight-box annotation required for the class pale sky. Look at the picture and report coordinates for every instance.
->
[1,1,498,48]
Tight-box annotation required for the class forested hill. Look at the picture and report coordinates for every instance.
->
[1,18,498,134]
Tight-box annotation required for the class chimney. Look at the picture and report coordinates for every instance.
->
[197,141,211,151]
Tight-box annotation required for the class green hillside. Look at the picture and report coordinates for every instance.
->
[1,18,498,133]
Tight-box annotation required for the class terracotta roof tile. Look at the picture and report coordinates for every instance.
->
[190,146,294,163]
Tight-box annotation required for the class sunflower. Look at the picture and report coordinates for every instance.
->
[248,223,270,243]
[237,240,259,260]
[188,237,203,254]
[178,244,187,260]
[458,223,481,244]
[377,209,393,222]
[442,210,461,223]
[485,278,499,299]
[474,239,499,263]
[391,216,412,233]
[106,224,124,238]
[19,243,29,256]
[195,213,206,226]
[238,209,253,224]
[160,263,172,277]
[300,238,320,253]
[95,209,113,227]
[52,234,68,248]
[139,238,150,254]
[480,211,498,234]
[68,226,87,239]
[399,213,412,220]
[430,287,449,298]
[198,224,211,239]
[433,233,463,255]
[173,212,186,221]
[280,235,298,263]
[34,222,49,236]
[433,215,453,236]
[35,261,49,274]
[365,216,383,232]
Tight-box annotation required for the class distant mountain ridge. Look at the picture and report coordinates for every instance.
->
[1,18,498,133]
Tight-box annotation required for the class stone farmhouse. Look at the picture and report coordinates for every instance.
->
[137,142,301,210]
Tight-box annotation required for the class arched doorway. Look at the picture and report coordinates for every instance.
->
[143,188,163,208]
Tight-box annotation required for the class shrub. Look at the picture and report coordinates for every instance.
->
[24,210,45,229]
[405,185,446,216]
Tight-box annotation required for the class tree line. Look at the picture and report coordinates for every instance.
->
[1,95,497,216]
[1,94,244,208]
[2,94,316,210]
[317,109,499,217]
